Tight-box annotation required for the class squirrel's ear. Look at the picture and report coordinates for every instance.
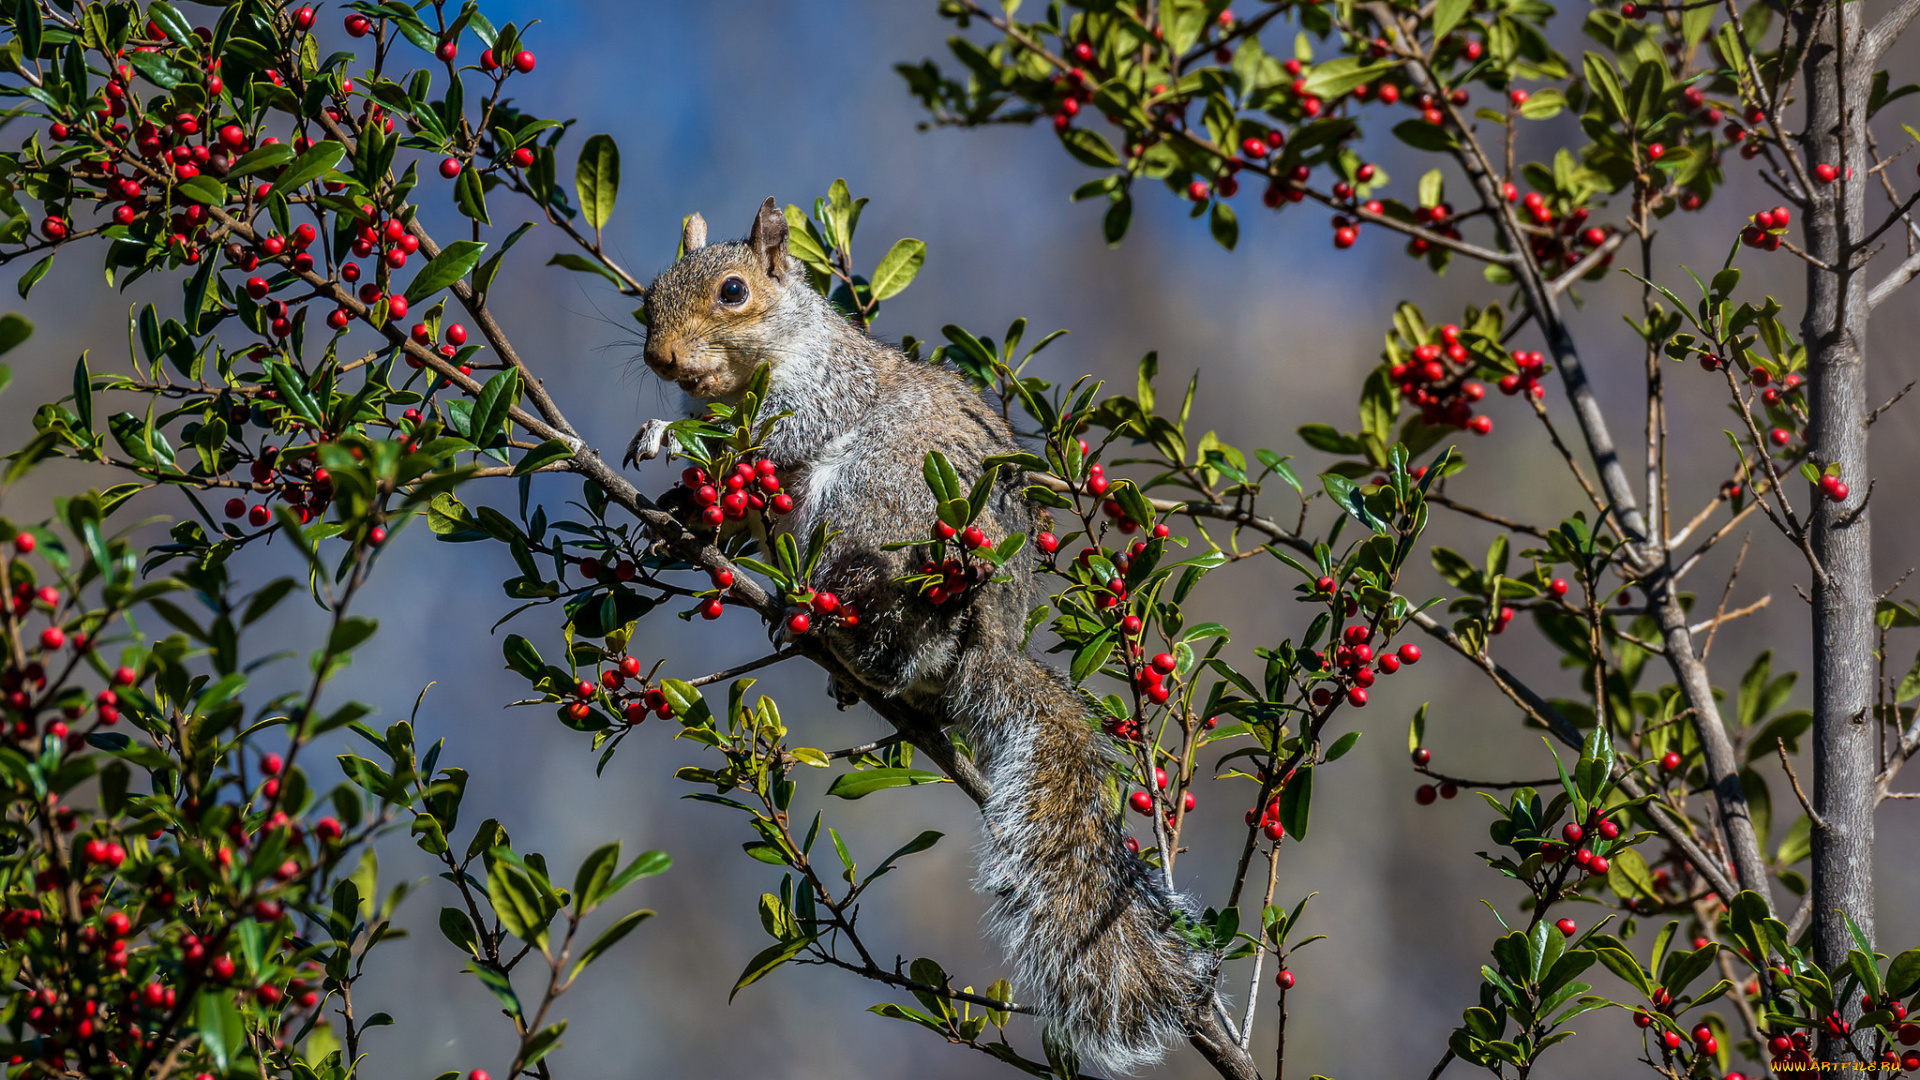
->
[747,196,789,282]
[681,212,707,255]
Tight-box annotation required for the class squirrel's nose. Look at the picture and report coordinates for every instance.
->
[643,343,678,374]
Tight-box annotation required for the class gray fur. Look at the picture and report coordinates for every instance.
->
[639,200,1214,1071]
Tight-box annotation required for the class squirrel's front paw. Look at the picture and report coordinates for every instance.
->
[826,672,863,710]
[622,419,675,469]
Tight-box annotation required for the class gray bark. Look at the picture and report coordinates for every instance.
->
[1797,0,1879,1051]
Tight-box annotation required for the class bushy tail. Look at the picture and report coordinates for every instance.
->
[949,650,1216,1074]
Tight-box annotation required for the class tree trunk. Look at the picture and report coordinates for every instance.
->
[1799,0,1878,1051]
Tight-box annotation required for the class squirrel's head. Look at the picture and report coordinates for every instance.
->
[639,197,806,403]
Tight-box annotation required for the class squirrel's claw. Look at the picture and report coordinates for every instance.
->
[622,419,673,469]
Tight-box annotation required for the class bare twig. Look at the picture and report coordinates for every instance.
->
[1777,738,1825,829]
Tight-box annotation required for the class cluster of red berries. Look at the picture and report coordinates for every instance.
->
[30,7,544,385]
[672,461,791,531]
[1048,61,1100,132]
[1390,323,1498,434]
[566,653,675,726]
[218,444,334,528]
[1411,746,1462,803]
[1127,784,1196,827]
[407,319,471,371]
[1245,796,1288,841]
[1129,650,1179,705]
[1741,206,1791,250]
[1537,812,1623,875]
[1403,197,1469,257]
[1311,625,1420,710]
[784,585,856,634]
[1498,350,1551,399]
[918,526,994,607]
[1511,192,1615,273]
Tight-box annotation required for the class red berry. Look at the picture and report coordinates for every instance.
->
[1151,653,1176,674]
[513,50,537,73]
[1347,687,1368,707]
[439,157,462,179]
[293,6,315,30]
[511,147,535,168]
[1129,791,1154,815]
[1662,750,1683,771]
[1556,918,1577,936]
[1276,969,1295,989]
[786,612,810,635]
[1415,784,1437,805]
[1562,823,1583,843]
[1397,643,1421,664]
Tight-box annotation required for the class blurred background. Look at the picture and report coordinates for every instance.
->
[3,1,1919,1077]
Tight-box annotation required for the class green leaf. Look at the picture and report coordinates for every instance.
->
[1583,53,1628,124]
[824,768,949,799]
[1278,765,1313,839]
[456,165,491,225]
[570,909,654,980]
[599,850,671,900]
[470,367,522,442]
[1325,731,1362,761]
[730,936,813,1001]
[438,907,479,955]
[1302,58,1400,99]
[513,438,574,476]
[869,238,927,302]
[1433,0,1472,43]
[406,240,488,303]
[1392,119,1459,153]
[0,313,33,357]
[465,962,522,1020]
[575,134,620,232]
[1607,847,1659,900]
[16,254,52,299]
[1210,200,1238,251]
[273,140,347,193]
[546,252,621,285]
[224,144,296,180]
[1059,127,1119,167]
[194,990,245,1072]
[572,842,621,913]
[1885,947,1920,999]
[175,176,228,207]
[71,354,92,434]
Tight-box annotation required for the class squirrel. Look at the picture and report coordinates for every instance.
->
[630,198,1218,1072]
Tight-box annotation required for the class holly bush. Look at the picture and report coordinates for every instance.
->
[0,1,1916,1080]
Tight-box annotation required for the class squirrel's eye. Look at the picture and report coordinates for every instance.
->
[718,277,748,305]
